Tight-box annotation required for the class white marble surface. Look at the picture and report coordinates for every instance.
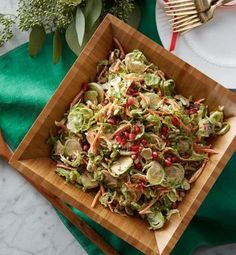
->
[0,1,86,255]
[1,1,236,255]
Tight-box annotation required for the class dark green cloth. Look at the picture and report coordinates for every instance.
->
[1,0,235,254]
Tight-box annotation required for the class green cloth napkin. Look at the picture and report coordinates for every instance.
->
[1,0,236,254]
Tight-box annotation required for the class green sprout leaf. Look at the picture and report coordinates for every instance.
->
[75,6,85,46]
[28,26,46,57]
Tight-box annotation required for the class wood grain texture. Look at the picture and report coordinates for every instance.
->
[10,14,236,255]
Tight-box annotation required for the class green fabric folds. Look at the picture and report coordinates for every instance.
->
[1,0,235,254]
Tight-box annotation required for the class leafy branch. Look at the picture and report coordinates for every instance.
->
[1,0,140,63]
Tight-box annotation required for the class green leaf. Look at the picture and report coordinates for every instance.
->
[65,21,82,56]
[127,3,141,29]
[28,26,46,57]
[84,0,102,31]
[75,7,85,46]
[53,30,62,64]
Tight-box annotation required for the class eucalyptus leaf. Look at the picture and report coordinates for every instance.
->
[84,0,102,31]
[75,7,85,46]
[127,3,141,29]
[28,26,46,57]
[53,30,62,64]
[65,21,82,56]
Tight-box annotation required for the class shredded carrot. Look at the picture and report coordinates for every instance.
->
[56,164,76,171]
[189,159,208,184]
[147,109,171,116]
[195,98,205,104]
[178,119,192,133]
[193,143,218,155]
[110,123,131,139]
[70,84,88,108]
[91,187,102,208]
[90,125,103,154]
[139,197,159,215]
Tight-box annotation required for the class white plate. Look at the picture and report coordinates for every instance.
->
[155,0,236,89]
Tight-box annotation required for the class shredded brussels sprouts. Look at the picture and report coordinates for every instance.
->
[50,39,230,230]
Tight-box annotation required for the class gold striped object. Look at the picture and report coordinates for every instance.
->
[164,0,234,33]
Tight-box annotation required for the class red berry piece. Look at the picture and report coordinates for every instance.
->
[161,126,168,136]
[135,162,142,171]
[134,125,141,134]
[171,116,179,126]
[124,132,130,138]
[115,135,122,143]
[131,154,138,160]
[131,144,139,152]
[152,151,158,159]
[83,144,90,151]
[164,158,172,167]
[129,133,136,141]
[127,97,134,106]
[141,139,148,146]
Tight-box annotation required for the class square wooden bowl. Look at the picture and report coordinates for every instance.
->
[10,14,236,255]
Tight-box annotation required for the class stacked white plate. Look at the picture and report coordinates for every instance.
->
[156,0,236,89]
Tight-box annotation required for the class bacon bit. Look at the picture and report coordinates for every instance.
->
[56,164,76,171]
[110,123,131,139]
[97,65,108,82]
[113,37,125,59]
[89,125,103,154]
[189,159,208,184]
[70,83,89,108]
[139,197,159,215]
[195,98,205,104]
